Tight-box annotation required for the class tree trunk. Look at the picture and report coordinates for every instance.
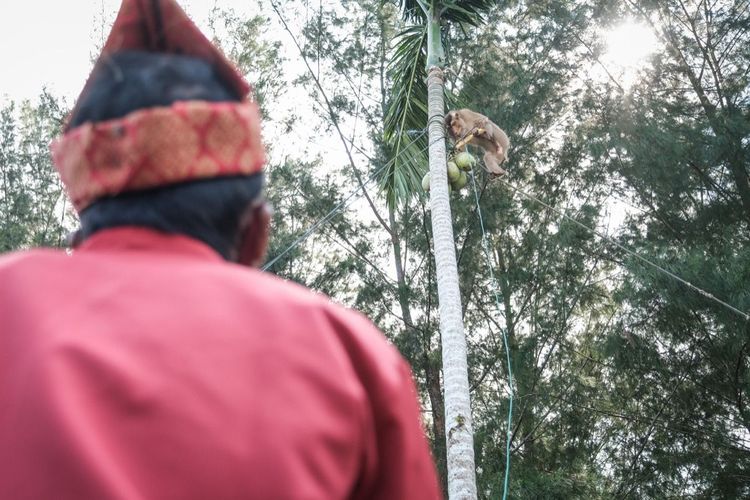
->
[388,205,448,491]
[426,10,477,498]
[424,352,448,492]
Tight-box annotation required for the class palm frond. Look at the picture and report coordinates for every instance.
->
[440,0,495,25]
[381,25,429,208]
[395,0,495,25]
[396,0,428,23]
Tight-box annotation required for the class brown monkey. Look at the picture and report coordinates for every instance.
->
[444,109,510,176]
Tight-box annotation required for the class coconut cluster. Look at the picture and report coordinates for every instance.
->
[422,151,476,193]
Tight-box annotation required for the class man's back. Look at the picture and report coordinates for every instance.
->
[0,227,440,499]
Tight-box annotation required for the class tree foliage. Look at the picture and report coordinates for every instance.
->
[0,91,71,251]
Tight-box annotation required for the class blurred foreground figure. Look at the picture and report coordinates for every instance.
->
[0,1,440,498]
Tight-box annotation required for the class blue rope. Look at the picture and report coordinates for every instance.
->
[468,169,514,500]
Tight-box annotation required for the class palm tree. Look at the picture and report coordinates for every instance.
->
[382,1,494,498]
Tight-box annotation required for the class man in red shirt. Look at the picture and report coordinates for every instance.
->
[0,1,441,498]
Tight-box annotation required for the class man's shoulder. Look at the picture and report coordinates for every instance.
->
[234,268,405,367]
[235,268,374,327]
[220,264,335,311]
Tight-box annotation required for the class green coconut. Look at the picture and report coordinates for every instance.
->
[452,171,468,190]
[422,172,431,191]
[447,161,460,181]
[454,151,476,171]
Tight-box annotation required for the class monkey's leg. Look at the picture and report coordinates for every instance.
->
[496,145,507,165]
[484,152,506,176]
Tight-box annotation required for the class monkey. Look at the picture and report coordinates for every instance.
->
[444,109,510,176]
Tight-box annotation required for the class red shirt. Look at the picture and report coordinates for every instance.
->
[0,227,441,499]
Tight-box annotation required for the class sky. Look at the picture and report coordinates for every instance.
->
[0,1,119,103]
[0,1,658,103]
[0,1,256,104]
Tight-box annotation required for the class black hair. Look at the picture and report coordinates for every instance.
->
[70,50,262,259]
[79,175,264,259]
[69,50,241,127]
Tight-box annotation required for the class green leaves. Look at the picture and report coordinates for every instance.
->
[395,0,429,22]
[382,25,429,208]
[395,0,496,25]
[0,92,70,252]
[380,0,496,208]
[440,0,496,26]
[208,8,284,117]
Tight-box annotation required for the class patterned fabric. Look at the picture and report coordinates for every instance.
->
[52,101,265,211]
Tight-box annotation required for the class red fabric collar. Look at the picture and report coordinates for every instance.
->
[77,227,223,262]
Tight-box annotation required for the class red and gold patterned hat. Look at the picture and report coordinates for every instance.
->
[52,0,265,211]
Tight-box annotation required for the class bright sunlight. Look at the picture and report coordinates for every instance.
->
[600,19,659,88]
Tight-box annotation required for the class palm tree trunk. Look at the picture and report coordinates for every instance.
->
[426,10,477,497]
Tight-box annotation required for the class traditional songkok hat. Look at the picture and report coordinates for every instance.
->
[52,0,265,211]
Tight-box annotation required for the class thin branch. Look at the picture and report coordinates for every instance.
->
[271,1,393,236]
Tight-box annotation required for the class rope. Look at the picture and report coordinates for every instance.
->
[497,178,750,322]
[469,170,514,500]
[426,113,445,129]
[262,129,432,271]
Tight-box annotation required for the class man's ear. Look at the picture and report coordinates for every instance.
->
[236,201,271,268]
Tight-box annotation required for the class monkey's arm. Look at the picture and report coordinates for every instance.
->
[476,120,501,142]
[473,116,490,129]
[454,128,485,150]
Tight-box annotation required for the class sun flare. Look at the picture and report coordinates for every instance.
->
[600,19,658,87]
